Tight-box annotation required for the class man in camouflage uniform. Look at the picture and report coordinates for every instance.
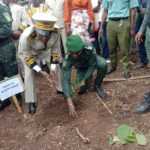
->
[62,35,107,117]
[18,12,63,115]
[135,1,150,113]
[0,0,22,111]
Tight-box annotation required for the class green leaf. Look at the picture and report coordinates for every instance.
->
[125,135,137,142]
[117,124,134,138]
[108,135,115,145]
[109,135,126,145]
[136,134,147,145]
[116,138,128,145]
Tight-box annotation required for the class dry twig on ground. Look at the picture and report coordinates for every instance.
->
[104,75,150,82]
[96,94,113,115]
[75,127,90,144]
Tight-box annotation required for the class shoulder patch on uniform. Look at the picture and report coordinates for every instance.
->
[3,12,13,22]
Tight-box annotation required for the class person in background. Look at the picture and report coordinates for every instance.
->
[52,0,68,56]
[45,0,67,53]
[10,0,27,43]
[45,0,57,13]
[23,0,48,26]
[98,0,109,60]
[18,12,63,115]
[0,0,22,111]
[91,0,101,54]
[135,0,148,69]
[62,35,107,117]
[45,0,68,94]
[135,1,150,113]
[64,0,94,42]
[100,0,139,79]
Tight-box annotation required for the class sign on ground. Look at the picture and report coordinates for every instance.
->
[0,75,24,101]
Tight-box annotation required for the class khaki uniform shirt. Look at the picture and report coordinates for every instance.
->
[18,25,61,66]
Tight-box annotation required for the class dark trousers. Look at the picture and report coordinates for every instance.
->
[92,31,100,55]
[135,13,148,65]
[101,22,109,59]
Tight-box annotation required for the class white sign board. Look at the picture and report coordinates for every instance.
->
[0,75,24,101]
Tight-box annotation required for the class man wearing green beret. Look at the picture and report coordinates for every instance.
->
[62,35,107,117]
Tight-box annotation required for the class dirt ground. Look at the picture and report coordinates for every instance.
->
[0,53,150,150]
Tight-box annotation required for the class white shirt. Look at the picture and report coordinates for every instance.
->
[53,0,65,28]
[10,3,25,31]
[45,0,57,12]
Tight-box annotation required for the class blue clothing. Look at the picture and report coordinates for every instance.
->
[135,0,148,64]
[102,0,139,18]
[101,22,109,59]
[139,0,148,9]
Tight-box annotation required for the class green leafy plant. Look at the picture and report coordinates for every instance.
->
[71,74,80,98]
[108,124,147,146]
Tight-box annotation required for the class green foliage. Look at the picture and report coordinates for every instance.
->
[136,134,147,145]
[71,74,79,98]
[117,124,134,138]
[108,124,147,146]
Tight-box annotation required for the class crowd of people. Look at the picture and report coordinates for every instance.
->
[0,0,150,117]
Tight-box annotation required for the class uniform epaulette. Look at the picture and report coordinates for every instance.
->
[27,31,36,41]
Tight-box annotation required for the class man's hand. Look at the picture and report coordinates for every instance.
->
[135,31,144,44]
[67,98,78,118]
[12,31,21,40]
[66,25,72,36]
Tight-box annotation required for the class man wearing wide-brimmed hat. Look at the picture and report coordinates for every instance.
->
[18,12,63,115]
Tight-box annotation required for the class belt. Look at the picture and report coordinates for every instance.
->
[109,17,128,21]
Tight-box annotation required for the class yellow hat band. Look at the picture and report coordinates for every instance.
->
[35,22,54,30]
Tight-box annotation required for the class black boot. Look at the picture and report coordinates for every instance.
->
[93,86,107,99]
[78,86,87,95]
[0,99,11,111]
[41,63,50,74]
[123,71,131,79]
[57,90,64,94]
[29,103,36,115]
[106,66,116,75]
[135,96,150,113]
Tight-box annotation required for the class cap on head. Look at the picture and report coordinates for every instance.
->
[66,35,83,53]
[32,12,57,31]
